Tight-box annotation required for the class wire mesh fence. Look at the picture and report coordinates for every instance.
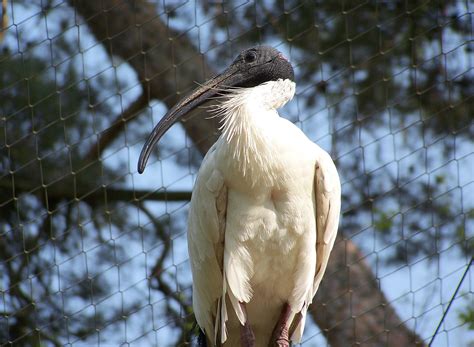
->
[0,1,473,346]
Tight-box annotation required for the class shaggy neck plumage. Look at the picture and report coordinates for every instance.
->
[212,79,295,182]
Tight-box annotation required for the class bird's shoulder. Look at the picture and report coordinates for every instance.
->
[193,141,222,190]
[274,116,326,152]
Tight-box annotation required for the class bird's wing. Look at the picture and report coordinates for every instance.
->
[312,150,341,295]
[292,149,341,342]
[187,142,228,345]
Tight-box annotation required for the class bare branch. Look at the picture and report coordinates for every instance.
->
[85,91,149,161]
[70,0,219,154]
[0,177,191,207]
[139,204,195,344]
[69,1,426,345]
[58,187,191,205]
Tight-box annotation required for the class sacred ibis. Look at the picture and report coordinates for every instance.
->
[138,46,341,347]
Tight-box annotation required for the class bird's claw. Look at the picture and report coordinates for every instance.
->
[273,330,290,347]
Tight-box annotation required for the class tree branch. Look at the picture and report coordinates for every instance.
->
[139,204,195,344]
[70,0,219,155]
[69,0,425,345]
[86,91,149,161]
[1,177,191,207]
[311,236,424,346]
[74,187,191,205]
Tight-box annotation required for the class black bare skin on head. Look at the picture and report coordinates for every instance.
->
[230,46,295,88]
[137,45,295,173]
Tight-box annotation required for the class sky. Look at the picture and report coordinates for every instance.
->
[2,1,473,346]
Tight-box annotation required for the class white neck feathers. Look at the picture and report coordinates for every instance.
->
[212,79,295,182]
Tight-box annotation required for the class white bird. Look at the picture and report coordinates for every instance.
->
[138,46,341,347]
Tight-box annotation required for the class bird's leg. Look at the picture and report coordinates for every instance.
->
[240,321,255,347]
[269,303,292,347]
[239,302,255,347]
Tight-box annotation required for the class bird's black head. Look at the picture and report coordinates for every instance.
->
[226,46,295,88]
[137,45,295,173]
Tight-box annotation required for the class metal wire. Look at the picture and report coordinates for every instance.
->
[0,1,473,346]
[429,257,473,347]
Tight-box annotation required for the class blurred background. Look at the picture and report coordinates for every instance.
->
[0,1,473,346]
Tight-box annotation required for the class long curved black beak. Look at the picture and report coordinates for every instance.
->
[138,68,241,173]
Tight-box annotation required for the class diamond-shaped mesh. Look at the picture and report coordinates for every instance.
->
[0,1,472,346]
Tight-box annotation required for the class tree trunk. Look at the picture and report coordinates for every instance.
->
[70,0,219,154]
[69,1,425,345]
[311,236,424,346]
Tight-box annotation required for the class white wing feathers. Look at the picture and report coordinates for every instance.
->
[292,150,341,342]
[187,144,228,344]
[188,144,341,345]
[313,151,341,295]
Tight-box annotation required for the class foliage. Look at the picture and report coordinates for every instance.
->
[0,28,147,343]
[193,0,474,263]
[1,0,472,345]
[459,301,474,331]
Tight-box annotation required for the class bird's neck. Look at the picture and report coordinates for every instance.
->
[215,79,295,182]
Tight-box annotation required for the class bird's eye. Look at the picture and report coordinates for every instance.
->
[244,51,257,63]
